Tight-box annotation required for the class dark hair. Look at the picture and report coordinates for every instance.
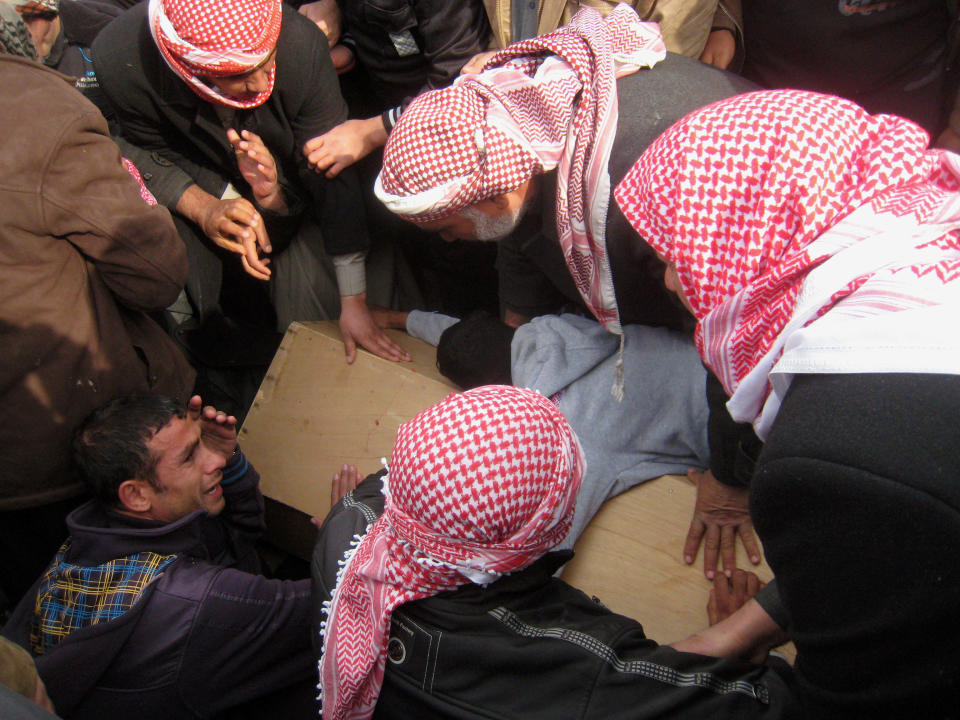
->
[436,310,515,389]
[72,395,187,505]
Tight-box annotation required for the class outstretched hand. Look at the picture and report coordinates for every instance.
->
[303,117,387,178]
[670,595,786,665]
[708,569,765,626]
[683,468,761,579]
[227,128,285,212]
[339,294,411,364]
[187,395,238,460]
[310,464,362,529]
[460,49,497,75]
[368,304,410,331]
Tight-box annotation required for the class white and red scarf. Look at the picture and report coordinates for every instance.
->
[375,5,665,332]
[148,0,281,109]
[615,89,960,438]
[318,386,585,720]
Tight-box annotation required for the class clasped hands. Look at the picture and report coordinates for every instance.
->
[196,128,283,281]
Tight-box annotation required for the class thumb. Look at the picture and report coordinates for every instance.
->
[343,334,357,364]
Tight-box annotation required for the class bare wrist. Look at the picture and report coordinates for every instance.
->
[175,184,218,227]
[256,187,287,213]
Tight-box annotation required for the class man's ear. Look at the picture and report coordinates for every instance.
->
[117,479,153,514]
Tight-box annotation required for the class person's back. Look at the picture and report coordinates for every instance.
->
[737,0,953,138]
[0,52,194,603]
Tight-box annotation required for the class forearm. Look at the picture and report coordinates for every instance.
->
[359,115,388,149]
[180,569,313,715]
[406,310,459,346]
[175,183,219,227]
[305,167,371,257]
[312,473,385,602]
[111,136,198,210]
[671,597,788,662]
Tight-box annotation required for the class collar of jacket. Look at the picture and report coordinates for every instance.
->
[428,550,574,609]
[64,499,212,564]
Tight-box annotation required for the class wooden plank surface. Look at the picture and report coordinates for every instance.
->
[239,321,457,521]
[564,474,795,661]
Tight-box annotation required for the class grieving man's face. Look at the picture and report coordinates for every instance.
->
[139,415,228,523]
[207,49,277,101]
[417,191,532,242]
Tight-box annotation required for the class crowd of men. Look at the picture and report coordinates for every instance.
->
[3,0,960,718]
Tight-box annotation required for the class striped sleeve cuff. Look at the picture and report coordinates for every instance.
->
[221,447,248,486]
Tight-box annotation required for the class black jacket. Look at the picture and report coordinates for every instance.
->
[313,474,799,719]
[91,2,368,257]
[341,0,490,114]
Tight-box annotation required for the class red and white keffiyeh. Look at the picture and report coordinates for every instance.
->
[121,158,158,206]
[615,89,960,437]
[148,0,281,109]
[375,5,665,331]
[318,386,585,720]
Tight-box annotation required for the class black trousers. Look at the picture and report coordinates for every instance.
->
[753,373,960,719]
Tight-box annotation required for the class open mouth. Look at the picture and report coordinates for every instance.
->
[205,483,222,498]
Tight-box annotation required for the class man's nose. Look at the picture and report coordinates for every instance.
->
[204,446,227,473]
[247,69,270,94]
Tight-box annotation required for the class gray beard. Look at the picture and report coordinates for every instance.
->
[461,197,529,241]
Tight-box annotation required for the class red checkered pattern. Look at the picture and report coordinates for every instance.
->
[319,386,584,720]
[121,158,158,206]
[615,89,960,413]
[148,0,281,109]
[377,4,665,331]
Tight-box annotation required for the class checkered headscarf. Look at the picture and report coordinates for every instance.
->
[318,386,585,720]
[0,1,37,58]
[148,0,281,109]
[615,89,960,436]
[375,4,665,331]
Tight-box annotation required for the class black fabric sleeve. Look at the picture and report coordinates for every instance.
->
[410,0,490,94]
[753,578,790,630]
[176,567,313,716]
[283,9,370,257]
[706,370,763,487]
[310,472,386,651]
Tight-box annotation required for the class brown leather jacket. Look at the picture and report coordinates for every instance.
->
[0,55,194,511]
